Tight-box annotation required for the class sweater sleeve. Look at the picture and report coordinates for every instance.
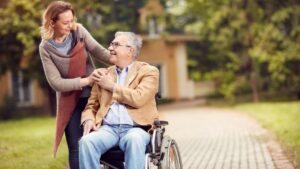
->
[39,44,81,92]
[77,23,111,65]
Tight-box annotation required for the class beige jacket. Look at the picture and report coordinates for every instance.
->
[81,61,159,126]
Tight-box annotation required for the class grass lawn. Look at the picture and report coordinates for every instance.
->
[0,117,68,169]
[235,101,300,165]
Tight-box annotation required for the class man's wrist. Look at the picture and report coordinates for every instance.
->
[111,84,116,92]
[82,119,93,126]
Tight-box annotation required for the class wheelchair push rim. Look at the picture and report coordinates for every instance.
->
[159,136,183,169]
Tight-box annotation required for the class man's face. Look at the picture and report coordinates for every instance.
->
[108,35,134,66]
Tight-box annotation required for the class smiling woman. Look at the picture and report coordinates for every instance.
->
[38,1,111,169]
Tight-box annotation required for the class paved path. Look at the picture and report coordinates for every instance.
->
[158,105,296,169]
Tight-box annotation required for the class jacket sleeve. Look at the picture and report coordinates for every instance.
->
[81,84,101,124]
[77,24,110,64]
[39,45,81,92]
[112,66,159,108]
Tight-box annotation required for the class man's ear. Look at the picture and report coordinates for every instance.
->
[129,48,134,56]
[129,47,134,56]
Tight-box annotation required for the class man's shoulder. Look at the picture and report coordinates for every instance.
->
[105,62,159,73]
[136,61,159,72]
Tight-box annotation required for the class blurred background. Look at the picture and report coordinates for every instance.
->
[0,0,299,168]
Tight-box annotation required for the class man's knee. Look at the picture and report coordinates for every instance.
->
[124,129,150,146]
[127,132,143,144]
[79,135,93,149]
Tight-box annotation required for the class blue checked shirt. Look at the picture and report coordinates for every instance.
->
[102,62,134,125]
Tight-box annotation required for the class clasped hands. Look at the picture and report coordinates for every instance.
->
[89,68,115,92]
[83,68,115,135]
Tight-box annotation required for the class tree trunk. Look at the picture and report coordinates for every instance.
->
[250,74,259,102]
[297,91,300,100]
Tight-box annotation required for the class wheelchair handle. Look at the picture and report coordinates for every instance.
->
[154,120,168,127]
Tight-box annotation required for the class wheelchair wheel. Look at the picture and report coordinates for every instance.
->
[159,136,183,169]
[145,153,159,169]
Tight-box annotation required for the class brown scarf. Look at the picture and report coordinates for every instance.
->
[53,37,86,156]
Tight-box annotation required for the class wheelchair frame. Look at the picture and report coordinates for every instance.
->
[100,120,183,169]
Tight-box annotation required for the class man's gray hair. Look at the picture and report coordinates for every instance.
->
[115,31,143,58]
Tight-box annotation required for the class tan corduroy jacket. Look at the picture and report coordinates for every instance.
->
[81,61,159,126]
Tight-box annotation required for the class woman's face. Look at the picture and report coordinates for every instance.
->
[53,10,74,37]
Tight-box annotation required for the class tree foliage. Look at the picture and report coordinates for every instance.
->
[1,0,298,103]
[0,0,147,115]
[183,0,300,100]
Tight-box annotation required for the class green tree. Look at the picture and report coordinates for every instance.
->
[0,0,149,116]
[184,0,300,101]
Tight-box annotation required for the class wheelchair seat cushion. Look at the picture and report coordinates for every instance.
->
[101,146,124,161]
[100,144,152,162]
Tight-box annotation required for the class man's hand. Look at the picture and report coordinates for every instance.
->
[93,74,115,92]
[83,120,98,135]
[88,68,108,85]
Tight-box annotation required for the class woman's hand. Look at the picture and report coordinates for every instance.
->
[93,74,115,92]
[91,68,108,81]
[80,68,108,88]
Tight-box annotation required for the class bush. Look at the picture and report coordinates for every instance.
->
[0,96,17,120]
[0,96,45,120]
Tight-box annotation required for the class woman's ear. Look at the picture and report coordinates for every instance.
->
[50,20,55,27]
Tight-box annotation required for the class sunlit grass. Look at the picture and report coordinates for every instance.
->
[235,101,300,165]
[0,117,68,169]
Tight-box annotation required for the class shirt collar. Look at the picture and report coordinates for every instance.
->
[116,61,135,75]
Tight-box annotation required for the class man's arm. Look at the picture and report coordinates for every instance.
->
[112,66,159,108]
[81,84,101,135]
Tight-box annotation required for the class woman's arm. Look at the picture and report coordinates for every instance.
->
[77,24,111,64]
[39,44,92,92]
[81,83,101,125]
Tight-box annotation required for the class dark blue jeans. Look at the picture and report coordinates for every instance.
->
[65,98,88,169]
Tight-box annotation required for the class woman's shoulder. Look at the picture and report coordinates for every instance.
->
[75,23,88,35]
[39,40,53,57]
[75,23,83,30]
[39,39,47,48]
[39,40,49,53]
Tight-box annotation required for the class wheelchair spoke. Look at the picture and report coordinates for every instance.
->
[168,141,182,169]
[159,136,183,169]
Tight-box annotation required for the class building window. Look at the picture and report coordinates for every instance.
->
[147,16,159,37]
[11,71,32,106]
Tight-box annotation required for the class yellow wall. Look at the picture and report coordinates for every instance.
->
[31,80,48,107]
[0,71,48,107]
[138,39,180,100]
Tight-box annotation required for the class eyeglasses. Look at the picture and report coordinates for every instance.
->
[109,42,132,49]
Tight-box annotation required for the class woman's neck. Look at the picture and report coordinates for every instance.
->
[53,34,68,43]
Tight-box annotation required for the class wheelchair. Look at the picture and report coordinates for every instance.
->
[100,120,183,169]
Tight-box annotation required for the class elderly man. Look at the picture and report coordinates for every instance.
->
[79,31,159,169]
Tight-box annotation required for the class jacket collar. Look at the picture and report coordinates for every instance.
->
[108,61,145,87]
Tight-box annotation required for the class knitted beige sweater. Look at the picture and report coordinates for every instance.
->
[39,23,110,92]
[39,23,110,156]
